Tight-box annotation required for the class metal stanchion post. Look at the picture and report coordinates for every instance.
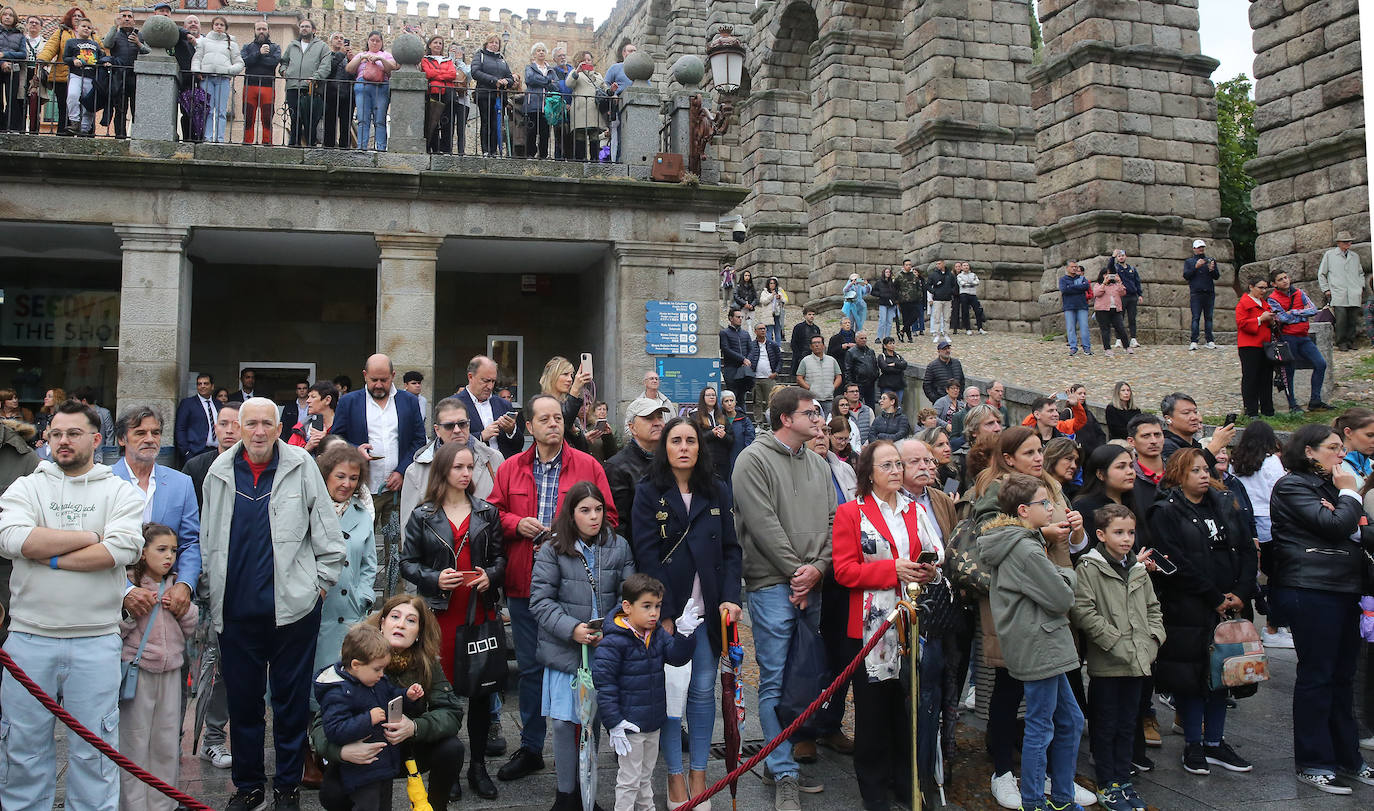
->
[906,580,923,811]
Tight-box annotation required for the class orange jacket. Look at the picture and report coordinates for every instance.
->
[1021,401,1088,436]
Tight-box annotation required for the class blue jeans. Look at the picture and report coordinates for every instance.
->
[877,304,897,341]
[507,596,547,752]
[203,75,231,142]
[1176,688,1228,745]
[1283,334,1328,406]
[659,626,717,773]
[1190,291,1216,343]
[1271,587,1363,772]
[1063,308,1091,351]
[1020,673,1084,808]
[766,317,783,347]
[916,636,945,788]
[747,583,821,779]
[355,81,390,150]
[0,632,121,810]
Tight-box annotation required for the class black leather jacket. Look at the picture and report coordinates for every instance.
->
[400,498,507,612]
[1269,470,1371,594]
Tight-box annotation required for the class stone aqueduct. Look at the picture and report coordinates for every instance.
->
[596,0,1367,340]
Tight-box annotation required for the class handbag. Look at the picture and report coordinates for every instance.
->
[914,577,958,638]
[1207,616,1268,691]
[120,580,166,702]
[1262,325,1292,363]
[446,529,507,698]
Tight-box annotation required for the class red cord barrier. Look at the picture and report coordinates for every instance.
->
[0,646,215,811]
[672,612,901,811]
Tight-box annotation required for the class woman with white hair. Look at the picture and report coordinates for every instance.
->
[523,41,556,158]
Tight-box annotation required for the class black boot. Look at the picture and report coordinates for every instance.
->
[549,790,574,811]
[468,760,498,799]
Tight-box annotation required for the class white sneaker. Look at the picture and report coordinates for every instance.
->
[1113,339,1123,349]
[1261,627,1295,649]
[1129,337,1139,348]
[990,772,1020,809]
[962,683,975,709]
[1189,342,1198,351]
[966,329,973,335]
[1207,341,1217,349]
[979,328,987,334]
[1044,778,1098,806]
[201,743,232,769]
[933,335,940,345]
[1360,735,1374,751]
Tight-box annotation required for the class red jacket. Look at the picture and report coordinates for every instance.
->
[1267,287,1314,337]
[420,55,459,94]
[831,496,924,640]
[1235,294,1271,348]
[487,442,618,598]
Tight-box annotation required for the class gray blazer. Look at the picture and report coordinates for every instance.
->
[529,532,635,673]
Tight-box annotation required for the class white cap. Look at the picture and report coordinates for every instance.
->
[1192,239,1206,248]
[625,397,672,420]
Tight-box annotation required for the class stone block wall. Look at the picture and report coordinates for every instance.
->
[898,0,1042,332]
[1029,0,1235,341]
[1244,0,1369,286]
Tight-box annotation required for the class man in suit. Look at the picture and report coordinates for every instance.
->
[175,373,220,464]
[228,368,258,403]
[719,307,751,404]
[456,355,523,458]
[111,406,202,624]
[278,379,310,440]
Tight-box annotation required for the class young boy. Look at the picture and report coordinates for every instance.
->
[1070,505,1164,811]
[60,18,107,136]
[591,574,701,811]
[978,473,1084,811]
[314,625,425,810]
[916,407,939,430]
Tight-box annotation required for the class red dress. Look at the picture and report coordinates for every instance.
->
[435,515,492,682]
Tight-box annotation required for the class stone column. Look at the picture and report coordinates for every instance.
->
[385,69,429,156]
[113,224,191,424]
[1029,0,1234,342]
[618,85,662,178]
[375,234,443,412]
[898,0,1041,331]
[131,54,180,142]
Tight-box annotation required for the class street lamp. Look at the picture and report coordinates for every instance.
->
[706,25,746,95]
[688,25,747,175]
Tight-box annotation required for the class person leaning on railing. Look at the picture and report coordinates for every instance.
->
[447,43,470,153]
[35,6,86,135]
[190,16,241,143]
[239,19,279,145]
[469,31,512,156]
[522,41,556,159]
[99,9,148,140]
[346,30,396,151]
[565,50,604,161]
[420,35,457,154]
[322,33,353,149]
[0,6,25,131]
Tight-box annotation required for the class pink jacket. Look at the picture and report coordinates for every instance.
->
[1091,280,1127,311]
[119,574,200,674]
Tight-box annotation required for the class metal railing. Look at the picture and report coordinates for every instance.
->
[0,60,136,138]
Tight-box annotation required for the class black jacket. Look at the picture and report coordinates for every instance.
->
[789,322,822,374]
[827,329,855,370]
[1162,430,1217,470]
[470,47,512,90]
[922,357,964,403]
[1146,486,1255,696]
[746,339,782,376]
[718,325,749,377]
[1104,405,1140,441]
[876,351,907,392]
[844,344,879,385]
[603,440,654,544]
[400,499,507,613]
[871,410,911,442]
[241,38,281,86]
[732,280,757,311]
[1269,470,1371,594]
[927,268,958,301]
[1183,255,1220,294]
[872,277,900,307]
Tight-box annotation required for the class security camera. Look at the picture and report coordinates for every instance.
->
[732,222,747,243]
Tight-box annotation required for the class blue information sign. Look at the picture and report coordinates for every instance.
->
[656,357,721,403]
[645,300,701,354]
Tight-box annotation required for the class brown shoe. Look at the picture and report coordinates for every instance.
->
[792,739,818,763]
[301,747,324,789]
[817,731,855,755]
[1143,715,1162,748]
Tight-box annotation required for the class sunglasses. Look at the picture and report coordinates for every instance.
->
[436,420,470,431]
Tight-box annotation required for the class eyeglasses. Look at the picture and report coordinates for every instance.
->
[875,460,905,472]
[47,430,89,441]
[793,408,824,421]
[1027,498,1054,511]
[436,420,470,431]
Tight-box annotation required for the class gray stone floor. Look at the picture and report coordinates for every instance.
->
[41,641,1374,810]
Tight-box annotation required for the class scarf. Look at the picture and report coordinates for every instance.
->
[856,496,909,682]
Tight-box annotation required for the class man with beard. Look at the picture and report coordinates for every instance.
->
[100,8,147,138]
[322,32,354,148]
[240,18,280,144]
[278,17,330,147]
[0,401,143,810]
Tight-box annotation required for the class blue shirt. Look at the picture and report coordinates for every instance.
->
[533,448,563,528]
[225,449,277,622]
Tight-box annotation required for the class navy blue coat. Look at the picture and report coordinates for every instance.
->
[718,325,750,381]
[630,478,742,653]
[331,388,426,477]
[745,339,782,376]
[174,394,219,462]
[313,662,410,792]
[1183,255,1220,294]
[1058,273,1091,311]
[592,611,694,732]
[455,388,525,459]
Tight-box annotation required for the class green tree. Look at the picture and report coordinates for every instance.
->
[1030,0,1044,62]
[1216,74,1257,266]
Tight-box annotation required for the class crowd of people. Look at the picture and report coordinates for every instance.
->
[0,5,638,157]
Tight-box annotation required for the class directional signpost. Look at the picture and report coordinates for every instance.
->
[645,300,701,356]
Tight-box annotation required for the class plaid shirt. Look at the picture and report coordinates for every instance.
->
[532,448,563,527]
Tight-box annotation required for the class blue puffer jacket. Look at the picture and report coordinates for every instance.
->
[1058,272,1091,311]
[591,609,694,732]
[313,662,410,792]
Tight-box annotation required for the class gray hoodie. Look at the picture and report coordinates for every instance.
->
[0,461,144,637]
[732,433,836,591]
[977,514,1078,682]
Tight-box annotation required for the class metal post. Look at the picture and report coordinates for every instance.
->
[906,580,923,811]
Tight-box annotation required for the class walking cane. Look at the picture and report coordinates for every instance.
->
[893,581,924,811]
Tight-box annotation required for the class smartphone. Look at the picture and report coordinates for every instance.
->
[458,570,483,586]
[579,352,593,378]
[594,418,610,432]
[585,618,604,632]
[309,413,324,432]
[387,695,403,724]
[916,551,940,566]
[1151,553,1178,575]
[1224,413,1238,426]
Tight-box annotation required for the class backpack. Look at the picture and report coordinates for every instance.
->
[946,502,990,597]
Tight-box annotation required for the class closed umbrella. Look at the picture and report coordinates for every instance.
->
[574,643,599,811]
[718,611,745,811]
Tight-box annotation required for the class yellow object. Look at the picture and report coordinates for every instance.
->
[405,759,433,811]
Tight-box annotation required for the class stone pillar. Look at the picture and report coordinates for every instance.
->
[385,69,428,155]
[113,225,191,424]
[1029,0,1234,342]
[898,0,1041,332]
[618,85,661,178]
[375,234,443,412]
[131,54,180,142]
[1245,0,1368,286]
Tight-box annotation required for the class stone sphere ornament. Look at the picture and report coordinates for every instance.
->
[391,33,425,68]
[624,50,655,85]
[671,54,705,88]
[140,15,179,50]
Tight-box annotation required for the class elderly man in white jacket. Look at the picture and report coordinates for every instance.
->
[1318,230,1370,350]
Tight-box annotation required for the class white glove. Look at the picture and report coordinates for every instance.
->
[674,596,704,638]
[609,720,640,756]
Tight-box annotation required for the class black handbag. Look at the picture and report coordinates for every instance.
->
[1263,325,1292,363]
[452,589,507,698]
[915,577,959,638]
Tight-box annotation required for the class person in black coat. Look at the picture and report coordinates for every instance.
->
[469,32,513,155]
[718,308,752,405]
[1146,446,1256,775]
[630,417,742,804]
[844,332,881,408]
[827,318,858,381]
[876,337,908,405]
[1267,424,1374,790]
[790,308,823,375]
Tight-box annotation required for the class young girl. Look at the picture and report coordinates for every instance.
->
[529,482,636,811]
[119,523,199,811]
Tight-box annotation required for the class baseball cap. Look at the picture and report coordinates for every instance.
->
[152,1,173,10]
[625,397,671,420]
[1192,239,1206,248]
[937,339,952,349]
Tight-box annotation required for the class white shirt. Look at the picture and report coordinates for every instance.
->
[468,387,499,451]
[200,396,217,446]
[908,488,943,547]
[131,464,158,523]
[874,492,913,559]
[366,386,400,491]
[754,341,772,378]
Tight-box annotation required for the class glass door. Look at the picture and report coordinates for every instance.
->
[486,336,523,402]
